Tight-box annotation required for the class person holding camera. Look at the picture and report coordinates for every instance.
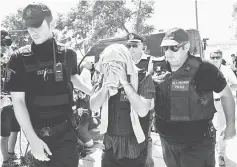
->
[4,3,94,167]
[1,29,21,167]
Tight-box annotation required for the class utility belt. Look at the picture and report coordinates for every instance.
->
[34,120,69,137]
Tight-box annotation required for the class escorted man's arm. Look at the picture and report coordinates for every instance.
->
[218,84,236,140]
[11,92,52,161]
[123,83,152,117]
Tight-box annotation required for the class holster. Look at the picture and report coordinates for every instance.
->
[34,120,69,137]
[204,122,216,139]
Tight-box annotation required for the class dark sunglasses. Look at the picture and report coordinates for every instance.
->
[126,43,138,49]
[162,42,188,52]
[210,56,221,60]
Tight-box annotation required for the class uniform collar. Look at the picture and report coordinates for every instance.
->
[31,38,54,54]
[141,51,150,59]
[134,51,150,64]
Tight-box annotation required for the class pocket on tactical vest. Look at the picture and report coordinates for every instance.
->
[170,97,189,121]
[154,91,166,119]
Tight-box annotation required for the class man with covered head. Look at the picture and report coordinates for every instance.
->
[4,2,94,167]
[90,44,155,167]
[153,27,236,167]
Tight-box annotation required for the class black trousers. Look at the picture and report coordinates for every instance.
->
[32,128,78,167]
[1,105,20,137]
[160,135,216,167]
[101,148,147,167]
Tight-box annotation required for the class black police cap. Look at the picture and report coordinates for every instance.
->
[22,2,52,28]
[127,33,144,43]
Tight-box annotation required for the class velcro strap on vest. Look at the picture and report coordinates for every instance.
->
[32,94,69,107]
[25,60,55,72]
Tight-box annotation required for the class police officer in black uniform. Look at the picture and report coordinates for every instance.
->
[153,28,236,167]
[4,3,93,167]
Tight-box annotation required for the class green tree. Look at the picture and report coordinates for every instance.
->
[91,0,155,39]
[132,0,155,34]
[57,0,155,51]
[91,0,131,39]
[55,0,94,51]
[1,9,32,49]
[1,0,155,51]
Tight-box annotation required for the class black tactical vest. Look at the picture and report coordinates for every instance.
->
[154,57,216,122]
[107,72,150,136]
[18,41,73,118]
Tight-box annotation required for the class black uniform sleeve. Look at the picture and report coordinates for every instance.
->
[66,48,78,75]
[194,61,227,94]
[138,74,155,99]
[4,52,25,92]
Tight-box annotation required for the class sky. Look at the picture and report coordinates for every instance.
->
[0,0,237,43]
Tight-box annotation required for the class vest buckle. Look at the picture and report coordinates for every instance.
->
[39,127,51,137]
